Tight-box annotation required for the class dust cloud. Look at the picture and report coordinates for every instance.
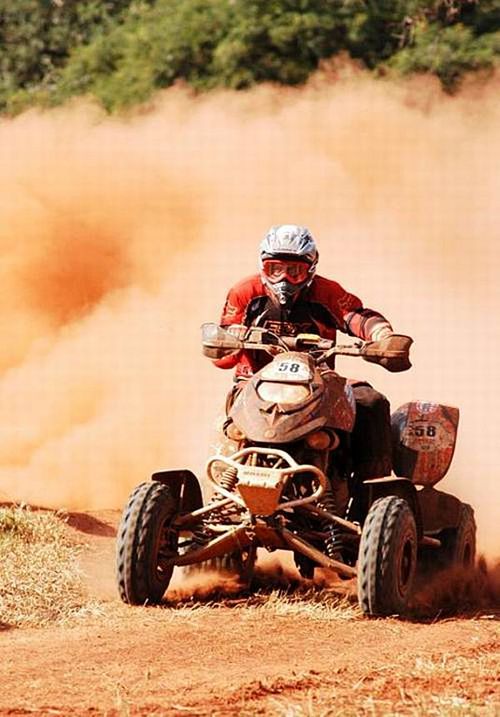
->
[412,559,500,617]
[0,67,498,556]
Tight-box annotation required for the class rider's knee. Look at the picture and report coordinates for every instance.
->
[352,383,389,412]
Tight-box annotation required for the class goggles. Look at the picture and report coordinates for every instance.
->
[262,259,310,285]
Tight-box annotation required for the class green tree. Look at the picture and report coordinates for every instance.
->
[0,0,152,111]
[211,0,343,88]
[50,0,232,110]
[389,21,500,90]
[54,0,344,107]
[0,0,498,113]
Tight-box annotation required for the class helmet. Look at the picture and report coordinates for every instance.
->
[259,224,318,307]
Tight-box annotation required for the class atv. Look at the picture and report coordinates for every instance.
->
[116,323,476,616]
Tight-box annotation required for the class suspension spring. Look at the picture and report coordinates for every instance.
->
[190,467,241,546]
[217,465,238,492]
[319,485,343,561]
[215,465,243,523]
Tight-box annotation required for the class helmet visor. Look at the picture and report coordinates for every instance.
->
[262,259,310,285]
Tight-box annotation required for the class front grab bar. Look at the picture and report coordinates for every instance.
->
[206,446,327,512]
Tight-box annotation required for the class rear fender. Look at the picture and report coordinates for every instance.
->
[391,402,459,486]
[362,477,422,538]
[151,470,203,514]
[416,486,463,533]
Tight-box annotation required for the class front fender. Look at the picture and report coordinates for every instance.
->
[151,470,203,514]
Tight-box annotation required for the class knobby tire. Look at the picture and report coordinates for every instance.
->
[116,481,178,605]
[358,496,417,617]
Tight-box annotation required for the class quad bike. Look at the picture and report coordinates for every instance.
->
[116,324,476,616]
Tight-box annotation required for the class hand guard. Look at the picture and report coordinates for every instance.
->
[202,344,241,360]
[201,324,245,360]
[361,334,413,373]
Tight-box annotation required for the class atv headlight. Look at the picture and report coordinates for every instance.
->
[225,422,245,441]
[306,430,339,450]
[257,382,309,404]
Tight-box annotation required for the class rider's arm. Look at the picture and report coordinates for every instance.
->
[319,277,393,341]
[212,284,248,369]
[344,307,393,341]
[336,286,413,372]
[213,274,266,369]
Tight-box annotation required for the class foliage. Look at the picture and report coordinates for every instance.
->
[0,0,499,113]
[52,0,233,110]
[0,0,154,111]
[389,21,500,90]
[210,0,344,89]
[51,0,346,109]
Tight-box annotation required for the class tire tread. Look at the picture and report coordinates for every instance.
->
[358,496,417,616]
[116,481,177,605]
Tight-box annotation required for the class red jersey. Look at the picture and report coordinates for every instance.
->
[215,274,392,378]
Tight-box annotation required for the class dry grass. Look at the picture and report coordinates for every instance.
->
[266,638,500,717]
[0,505,93,627]
[0,508,359,629]
[89,584,360,630]
[163,560,360,620]
[250,588,360,621]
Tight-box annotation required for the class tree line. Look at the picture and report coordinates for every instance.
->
[1,0,498,113]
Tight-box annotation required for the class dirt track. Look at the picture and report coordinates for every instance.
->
[0,511,498,716]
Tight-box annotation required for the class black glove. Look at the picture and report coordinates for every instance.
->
[361,334,413,373]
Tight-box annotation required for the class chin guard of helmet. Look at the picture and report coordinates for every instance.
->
[268,279,302,308]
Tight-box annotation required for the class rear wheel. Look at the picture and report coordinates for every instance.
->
[358,496,417,617]
[444,503,476,568]
[116,481,179,605]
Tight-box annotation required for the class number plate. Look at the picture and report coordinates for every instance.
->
[261,357,312,382]
[401,402,456,453]
[393,401,459,485]
[402,422,449,452]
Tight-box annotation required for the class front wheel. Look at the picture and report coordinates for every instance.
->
[357,496,417,617]
[116,481,179,605]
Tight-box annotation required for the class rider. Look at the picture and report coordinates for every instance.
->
[209,224,412,484]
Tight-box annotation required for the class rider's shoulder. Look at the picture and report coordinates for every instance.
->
[309,274,347,300]
[228,274,266,300]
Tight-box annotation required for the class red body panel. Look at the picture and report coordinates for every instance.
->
[391,402,459,486]
[229,353,356,444]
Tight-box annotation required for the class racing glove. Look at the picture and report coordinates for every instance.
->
[361,334,413,373]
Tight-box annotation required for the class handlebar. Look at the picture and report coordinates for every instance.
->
[243,333,366,360]
[201,322,366,364]
[202,323,412,372]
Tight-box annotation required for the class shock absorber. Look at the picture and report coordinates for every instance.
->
[192,466,240,546]
[319,484,344,561]
[217,465,238,493]
[216,465,241,522]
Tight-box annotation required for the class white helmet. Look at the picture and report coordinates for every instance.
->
[259,224,318,306]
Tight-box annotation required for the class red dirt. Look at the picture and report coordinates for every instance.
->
[0,511,498,716]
